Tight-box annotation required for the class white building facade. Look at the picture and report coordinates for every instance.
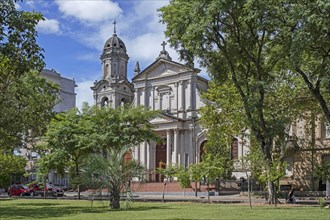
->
[92,32,209,181]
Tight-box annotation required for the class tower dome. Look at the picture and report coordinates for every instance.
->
[103,33,126,51]
[100,20,129,82]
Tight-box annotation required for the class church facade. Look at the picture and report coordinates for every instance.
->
[91,31,209,181]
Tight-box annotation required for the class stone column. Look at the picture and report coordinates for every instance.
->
[180,130,184,165]
[141,87,145,106]
[151,87,155,110]
[188,128,193,164]
[158,93,163,110]
[186,80,192,111]
[178,81,184,117]
[136,88,141,106]
[166,130,172,167]
[173,129,179,165]
[146,142,151,170]
[174,83,178,112]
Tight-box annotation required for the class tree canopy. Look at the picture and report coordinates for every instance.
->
[0,0,58,149]
[159,0,318,203]
[42,104,159,205]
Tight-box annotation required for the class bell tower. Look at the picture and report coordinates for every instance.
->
[101,20,129,82]
[91,21,133,108]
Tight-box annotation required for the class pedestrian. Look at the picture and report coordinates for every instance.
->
[287,188,295,204]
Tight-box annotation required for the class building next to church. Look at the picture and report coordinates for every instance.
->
[16,69,76,186]
[91,29,211,181]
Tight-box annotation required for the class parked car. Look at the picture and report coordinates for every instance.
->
[7,184,31,196]
[53,184,68,191]
[29,183,64,197]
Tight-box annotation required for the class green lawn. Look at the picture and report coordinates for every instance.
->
[0,198,329,220]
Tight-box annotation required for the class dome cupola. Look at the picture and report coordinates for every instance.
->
[103,21,126,52]
[100,20,129,82]
[103,33,126,51]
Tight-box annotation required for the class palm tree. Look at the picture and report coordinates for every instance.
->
[81,145,144,209]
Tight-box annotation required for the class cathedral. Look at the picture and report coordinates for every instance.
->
[91,28,209,181]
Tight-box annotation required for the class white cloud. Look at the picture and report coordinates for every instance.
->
[124,32,179,64]
[25,0,35,8]
[131,1,168,32]
[75,80,95,109]
[37,18,61,34]
[76,53,99,62]
[55,0,122,23]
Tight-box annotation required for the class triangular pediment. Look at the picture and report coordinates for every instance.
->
[132,58,194,81]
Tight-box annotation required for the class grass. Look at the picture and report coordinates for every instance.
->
[0,198,329,220]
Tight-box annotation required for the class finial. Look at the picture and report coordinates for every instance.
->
[157,41,172,61]
[161,41,167,52]
[113,19,117,34]
[134,61,141,76]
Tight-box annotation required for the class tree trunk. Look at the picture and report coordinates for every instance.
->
[194,181,198,197]
[267,180,274,204]
[274,184,278,207]
[247,176,252,209]
[74,161,81,200]
[78,185,81,200]
[43,175,47,199]
[207,182,210,204]
[162,180,167,203]
[110,189,121,209]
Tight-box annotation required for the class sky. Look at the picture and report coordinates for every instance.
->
[16,0,208,109]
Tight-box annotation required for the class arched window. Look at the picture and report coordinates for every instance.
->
[101,97,109,107]
[231,138,238,160]
[120,97,126,106]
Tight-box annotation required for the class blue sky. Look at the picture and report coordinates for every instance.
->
[17,0,208,108]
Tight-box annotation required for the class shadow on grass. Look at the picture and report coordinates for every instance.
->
[127,206,171,211]
[0,205,109,219]
[0,201,172,219]
[13,202,64,207]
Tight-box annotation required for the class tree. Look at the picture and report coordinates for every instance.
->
[0,151,26,188]
[281,1,330,123]
[81,146,145,210]
[43,105,159,208]
[35,152,66,198]
[173,165,191,197]
[0,0,58,149]
[189,163,203,197]
[43,105,95,199]
[156,165,176,202]
[199,154,232,204]
[89,105,160,153]
[315,161,330,198]
[0,70,58,148]
[160,0,301,203]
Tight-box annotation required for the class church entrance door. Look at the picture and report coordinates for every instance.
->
[155,142,167,182]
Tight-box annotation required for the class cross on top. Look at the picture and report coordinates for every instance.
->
[113,20,117,34]
[161,41,167,51]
